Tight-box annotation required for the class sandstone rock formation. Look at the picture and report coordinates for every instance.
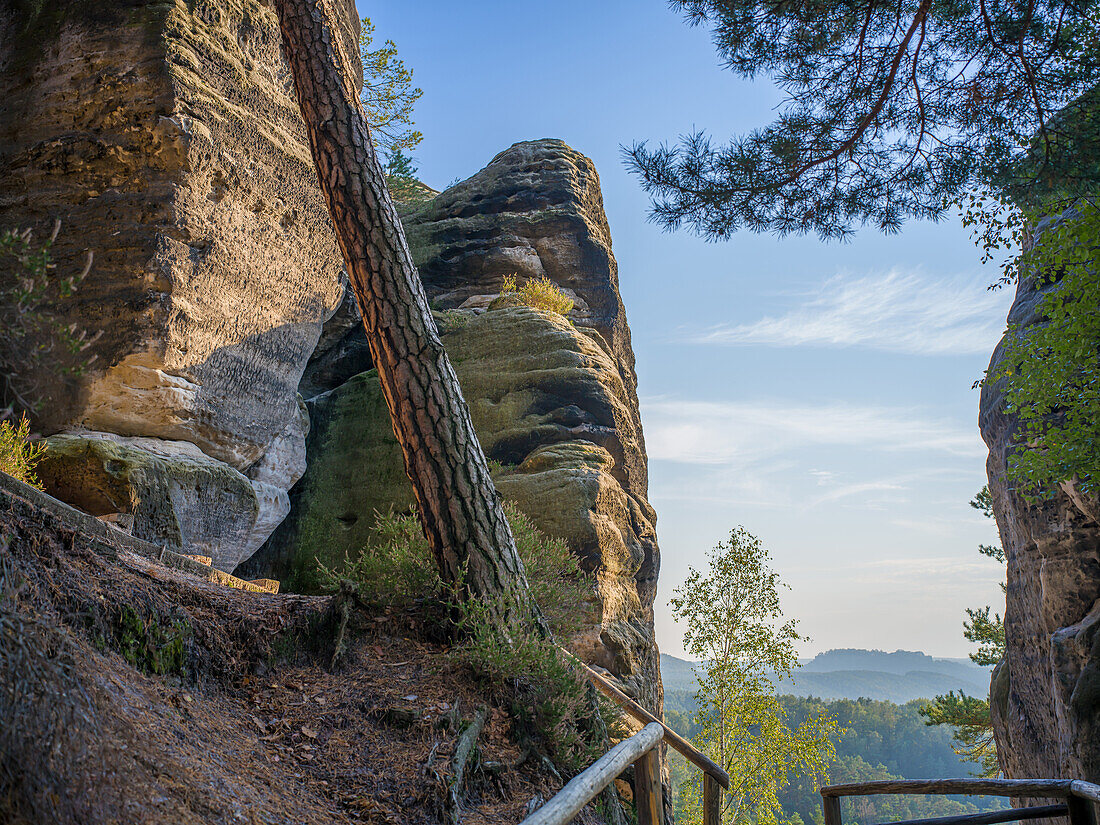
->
[981,246,1100,780]
[0,0,359,565]
[36,432,262,570]
[244,140,664,712]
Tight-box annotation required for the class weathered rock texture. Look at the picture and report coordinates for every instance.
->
[0,0,358,565]
[981,249,1100,781]
[38,432,271,570]
[245,140,663,712]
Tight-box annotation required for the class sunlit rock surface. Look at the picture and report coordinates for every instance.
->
[0,0,359,556]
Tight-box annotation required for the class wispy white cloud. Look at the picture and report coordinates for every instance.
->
[810,479,906,507]
[642,397,985,466]
[686,269,1011,355]
[790,555,1004,589]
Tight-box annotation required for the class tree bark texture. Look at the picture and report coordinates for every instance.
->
[271,0,531,619]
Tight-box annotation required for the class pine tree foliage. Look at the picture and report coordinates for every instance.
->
[626,0,1100,239]
[383,148,433,207]
[359,17,423,153]
[918,692,1000,778]
[671,527,839,825]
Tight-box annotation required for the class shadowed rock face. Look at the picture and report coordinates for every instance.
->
[0,0,358,561]
[981,259,1100,781]
[249,140,664,712]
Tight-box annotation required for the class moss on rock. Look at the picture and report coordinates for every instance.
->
[239,370,415,592]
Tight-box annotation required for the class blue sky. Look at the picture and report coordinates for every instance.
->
[361,1,1010,659]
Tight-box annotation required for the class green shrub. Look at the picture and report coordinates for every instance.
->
[0,415,46,489]
[454,597,617,775]
[317,501,614,774]
[317,502,593,634]
[500,273,574,316]
[316,508,439,609]
[1,222,94,417]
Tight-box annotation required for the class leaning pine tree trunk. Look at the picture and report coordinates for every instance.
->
[272,0,533,627]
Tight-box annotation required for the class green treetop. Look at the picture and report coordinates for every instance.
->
[671,526,839,825]
[359,16,423,154]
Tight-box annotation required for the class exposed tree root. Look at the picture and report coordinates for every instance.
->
[449,704,489,824]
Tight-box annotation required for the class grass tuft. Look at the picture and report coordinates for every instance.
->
[501,274,574,316]
[0,415,46,489]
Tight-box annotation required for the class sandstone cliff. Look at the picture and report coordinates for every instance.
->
[980,240,1100,780]
[244,140,664,714]
[0,0,359,569]
[1,0,665,719]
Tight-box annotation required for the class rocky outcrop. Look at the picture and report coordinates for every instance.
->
[980,233,1100,780]
[0,0,359,563]
[245,140,664,712]
[405,139,651,514]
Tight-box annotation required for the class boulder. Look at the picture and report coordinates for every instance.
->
[980,224,1100,780]
[36,432,262,571]
[0,0,358,556]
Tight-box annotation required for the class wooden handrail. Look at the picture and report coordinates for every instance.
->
[520,722,665,825]
[819,778,1100,825]
[562,649,732,790]
[820,779,1100,799]
[1071,783,1100,806]
[869,804,1069,825]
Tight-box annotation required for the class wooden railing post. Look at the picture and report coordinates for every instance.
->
[634,747,664,825]
[704,773,723,825]
[823,795,843,825]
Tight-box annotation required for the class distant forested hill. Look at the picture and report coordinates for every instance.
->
[662,648,990,705]
[662,649,999,822]
[664,694,999,823]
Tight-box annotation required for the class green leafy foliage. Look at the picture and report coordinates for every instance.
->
[627,1,1100,239]
[671,526,839,825]
[991,200,1100,498]
[1,223,94,418]
[0,415,46,489]
[316,503,592,637]
[360,16,422,153]
[667,696,1000,824]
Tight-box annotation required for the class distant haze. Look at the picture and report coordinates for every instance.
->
[661,648,991,704]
